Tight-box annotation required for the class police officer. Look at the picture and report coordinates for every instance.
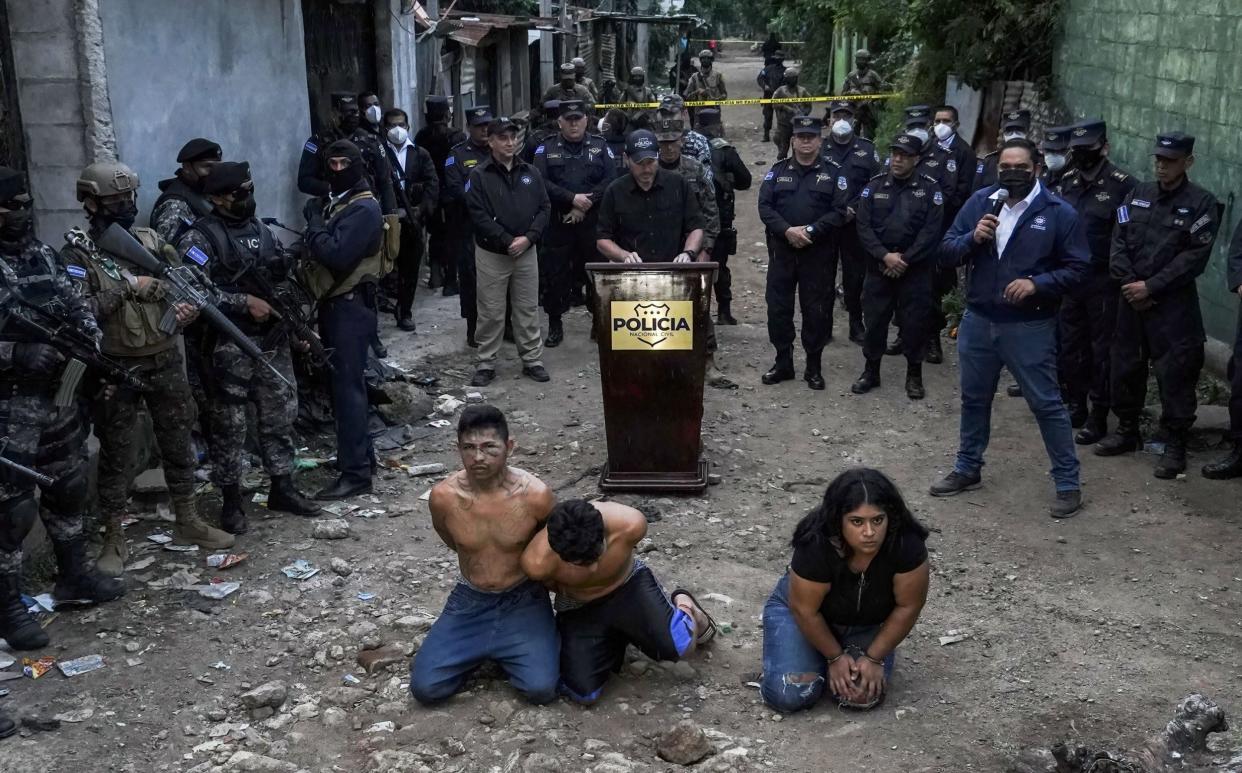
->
[823,100,880,343]
[532,99,615,346]
[931,106,977,227]
[697,108,752,325]
[623,67,657,129]
[757,116,848,390]
[443,106,494,347]
[572,57,599,101]
[524,100,562,164]
[535,64,595,126]
[1053,119,1135,444]
[757,51,786,144]
[0,167,124,653]
[176,161,322,532]
[1040,124,1073,190]
[974,109,1031,192]
[842,49,889,138]
[1098,132,1219,479]
[850,135,945,400]
[302,140,385,499]
[771,67,812,160]
[63,161,235,562]
[1202,221,1242,479]
[298,93,397,214]
[150,137,222,243]
[414,96,466,295]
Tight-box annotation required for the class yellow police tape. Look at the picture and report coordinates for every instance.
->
[594,93,900,110]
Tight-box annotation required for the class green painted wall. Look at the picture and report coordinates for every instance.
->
[1054,0,1242,343]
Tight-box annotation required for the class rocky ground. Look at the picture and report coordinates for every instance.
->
[3,54,1242,773]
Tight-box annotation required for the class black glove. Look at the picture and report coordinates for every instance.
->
[303,198,326,229]
[12,343,65,375]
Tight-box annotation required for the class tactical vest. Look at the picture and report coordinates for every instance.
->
[302,192,391,300]
[0,243,63,344]
[64,226,176,357]
[152,178,214,227]
[190,217,286,334]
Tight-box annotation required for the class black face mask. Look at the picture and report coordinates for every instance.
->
[629,77,644,87]
[998,168,1035,200]
[785,77,799,89]
[329,164,365,195]
[96,199,139,231]
[339,113,361,134]
[0,208,33,242]
[560,78,575,89]
[223,190,257,220]
[1071,146,1104,170]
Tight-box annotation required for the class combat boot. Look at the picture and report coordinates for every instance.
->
[94,518,128,578]
[0,572,48,650]
[52,536,125,604]
[267,475,322,517]
[761,348,795,385]
[851,360,881,394]
[173,501,236,550]
[763,130,771,143]
[905,363,925,401]
[848,313,865,345]
[1202,442,1242,480]
[1094,418,1141,457]
[1153,432,1188,479]
[545,317,564,348]
[1075,407,1108,446]
[925,334,944,364]
[716,302,737,326]
[804,351,825,391]
[218,484,249,535]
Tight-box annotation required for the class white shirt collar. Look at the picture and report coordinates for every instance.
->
[992,181,1042,256]
[388,139,415,152]
[990,179,1042,209]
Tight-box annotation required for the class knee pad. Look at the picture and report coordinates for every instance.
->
[42,466,89,514]
[0,495,39,553]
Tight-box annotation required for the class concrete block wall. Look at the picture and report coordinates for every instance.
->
[1055,0,1242,345]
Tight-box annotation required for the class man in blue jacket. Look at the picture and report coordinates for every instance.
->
[932,138,1090,518]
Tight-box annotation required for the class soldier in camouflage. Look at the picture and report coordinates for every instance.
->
[0,167,125,661]
[772,67,813,160]
[622,67,657,129]
[175,162,322,535]
[534,64,597,127]
[63,161,235,573]
[572,57,599,101]
[842,50,890,138]
[657,95,713,167]
[149,137,222,243]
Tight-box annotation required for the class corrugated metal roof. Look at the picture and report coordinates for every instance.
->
[440,12,564,47]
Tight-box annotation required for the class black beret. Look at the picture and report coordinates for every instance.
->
[201,161,251,195]
[0,166,27,202]
[177,138,222,163]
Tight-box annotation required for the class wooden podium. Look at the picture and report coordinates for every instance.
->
[587,262,716,493]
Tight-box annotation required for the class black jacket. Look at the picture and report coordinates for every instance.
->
[855,172,945,267]
[1229,218,1242,293]
[707,138,752,224]
[414,122,466,187]
[1055,160,1136,270]
[1110,177,1220,299]
[757,156,848,246]
[465,157,551,254]
[385,142,440,222]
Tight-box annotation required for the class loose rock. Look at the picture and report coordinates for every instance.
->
[657,720,714,765]
[313,519,351,540]
[239,681,287,711]
[330,557,353,576]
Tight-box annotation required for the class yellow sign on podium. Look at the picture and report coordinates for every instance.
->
[609,300,694,350]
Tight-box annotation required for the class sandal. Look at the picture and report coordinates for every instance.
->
[670,588,719,646]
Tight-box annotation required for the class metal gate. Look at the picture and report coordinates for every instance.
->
[301,0,379,135]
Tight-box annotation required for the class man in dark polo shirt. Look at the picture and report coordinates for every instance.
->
[595,129,705,263]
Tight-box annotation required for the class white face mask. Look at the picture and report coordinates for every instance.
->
[1043,152,1067,172]
[1003,130,1026,141]
[908,127,929,144]
[598,118,609,134]
[934,123,954,141]
[366,104,383,125]
[831,119,853,139]
[387,126,409,147]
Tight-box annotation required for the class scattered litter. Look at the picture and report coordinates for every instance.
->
[366,721,395,733]
[54,707,94,723]
[125,659,143,668]
[210,661,231,670]
[192,581,241,600]
[148,569,201,590]
[58,654,105,677]
[354,509,386,518]
[164,543,199,553]
[939,630,971,646]
[147,533,173,545]
[281,560,319,581]
[29,594,57,613]
[703,593,734,605]
[407,463,446,477]
[127,556,156,572]
[419,488,432,501]
[434,395,464,416]
[342,674,361,685]
[0,688,8,697]
[206,553,247,570]
[464,391,484,403]
[293,456,331,470]
[252,493,269,506]
[154,502,174,522]
[322,503,359,517]
[357,592,376,602]
[427,419,452,428]
[22,656,56,679]
[120,516,140,529]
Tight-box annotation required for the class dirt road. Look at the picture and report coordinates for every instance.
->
[4,54,1241,773]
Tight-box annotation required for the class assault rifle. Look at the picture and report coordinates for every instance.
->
[0,438,55,487]
[258,218,333,371]
[0,286,151,404]
[94,223,295,390]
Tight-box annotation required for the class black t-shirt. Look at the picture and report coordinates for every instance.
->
[790,530,928,627]
[596,169,704,262]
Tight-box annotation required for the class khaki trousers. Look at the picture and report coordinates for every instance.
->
[475,244,544,369]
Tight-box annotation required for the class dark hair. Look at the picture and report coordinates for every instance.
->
[791,468,928,559]
[604,108,628,133]
[934,105,959,122]
[457,404,509,442]
[547,499,605,563]
[1000,137,1039,164]
[357,90,379,104]
[383,108,408,125]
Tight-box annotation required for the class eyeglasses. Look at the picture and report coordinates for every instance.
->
[0,194,32,214]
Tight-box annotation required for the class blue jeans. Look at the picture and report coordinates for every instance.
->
[410,579,559,705]
[760,574,894,713]
[954,310,1081,492]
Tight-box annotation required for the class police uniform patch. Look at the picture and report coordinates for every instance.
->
[66,265,87,279]
[521,175,532,185]
[1131,199,1151,208]
[764,170,775,181]
[445,156,456,167]
[933,191,943,205]
[1190,214,1211,233]
[1175,207,1191,216]
[1117,205,1130,224]
[1095,192,1111,202]
[854,149,868,157]
[947,159,957,173]
[873,150,881,163]
[304,141,318,153]
[465,159,478,168]
[976,162,985,175]
[837,176,848,190]
[873,193,890,200]
[777,176,793,183]
[464,179,471,193]
[186,245,210,266]
[534,144,546,155]
[1031,215,1047,230]
[861,187,871,198]
[925,160,940,168]
[607,147,615,158]
[1196,230,1214,244]
[913,188,925,198]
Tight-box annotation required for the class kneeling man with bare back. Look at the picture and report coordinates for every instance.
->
[410,405,559,705]
[521,499,717,703]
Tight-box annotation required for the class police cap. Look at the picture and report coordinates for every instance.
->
[1042,125,1074,152]
[0,167,27,203]
[467,105,493,126]
[425,95,450,116]
[1153,131,1194,158]
[890,133,922,156]
[176,138,222,164]
[828,100,856,116]
[696,108,722,129]
[791,116,823,136]
[654,117,685,142]
[903,105,931,128]
[202,161,252,195]
[1066,119,1105,148]
[625,129,659,162]
[559,100,586,119]
[488,116,519,135]
[1001,109,1031,131]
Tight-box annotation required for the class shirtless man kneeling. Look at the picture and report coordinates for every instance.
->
[410,405,559,705]
[521,499,717,704]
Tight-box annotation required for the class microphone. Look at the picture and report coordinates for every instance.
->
[989,189,1009,217]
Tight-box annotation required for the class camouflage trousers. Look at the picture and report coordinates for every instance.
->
[94,347,199,524]
[0,388,89,574]
[207,336,296,486]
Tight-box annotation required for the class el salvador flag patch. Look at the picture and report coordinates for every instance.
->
[1116,205,1130,224]
[445,156,456,167]
[464,179,471,192]
[764,170,775,181]
[976,162,984,175]
[534,144,546,155]
[304,141,318,153]
[186,245,210,266]
[66,265,87,279]
[861,187,871,199]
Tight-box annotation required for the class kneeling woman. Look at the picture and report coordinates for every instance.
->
[761,468,930,711]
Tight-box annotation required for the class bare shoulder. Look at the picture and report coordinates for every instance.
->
[507,467,553,504]
[520,527,556,580]
[594,500,648,542]
[430,471,469,512]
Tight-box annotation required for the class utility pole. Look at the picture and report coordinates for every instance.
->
[539,0,554,93]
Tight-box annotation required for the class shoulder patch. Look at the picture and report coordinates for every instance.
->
[445,155,456,167]
[464,179,471,192]
[764,170,775,181]
[975,162,985,175]
[1111,169,1129,181]
[1131,198,1151,208]
[66,265,87,279]
[837,175,848,190]
[933,191,944,206]
[861,187,871,199]
[185,245,210,266]
[1116,205,1130,224]
[534,144,546,155]
[1190,213,1212,233]
[304,141,318,153]
[946,159,957,173]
